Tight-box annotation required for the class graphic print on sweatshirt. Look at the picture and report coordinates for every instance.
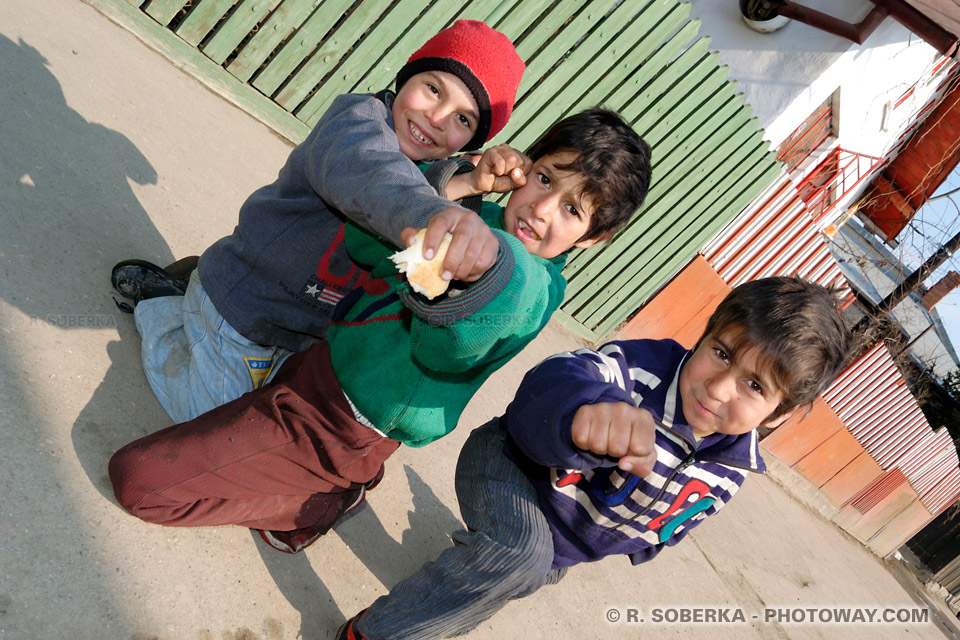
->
[305,224,390,306]
[546,341,750,549]
[551,454,737,546]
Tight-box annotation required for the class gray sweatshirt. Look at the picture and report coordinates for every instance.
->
[197,91,467,352]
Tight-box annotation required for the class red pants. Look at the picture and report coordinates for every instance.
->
[109,341,399,531]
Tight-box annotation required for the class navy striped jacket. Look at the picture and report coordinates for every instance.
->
[503,339,766,569]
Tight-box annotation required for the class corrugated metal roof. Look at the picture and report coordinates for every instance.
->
[703,174,855,303]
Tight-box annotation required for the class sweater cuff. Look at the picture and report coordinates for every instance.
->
[397,233,515,326]
[423,157,483,214]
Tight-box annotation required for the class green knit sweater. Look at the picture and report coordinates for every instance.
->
[328,205,566,447]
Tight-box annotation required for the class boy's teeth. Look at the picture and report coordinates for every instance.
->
[409,122,433,145]
[519,220,541,240]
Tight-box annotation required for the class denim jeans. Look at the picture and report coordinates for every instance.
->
[357,419,566,639]
[134,272,292,423]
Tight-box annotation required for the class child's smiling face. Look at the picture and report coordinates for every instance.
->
[392,70,480,161]
[678,330,786,439]
[501,151,600,260]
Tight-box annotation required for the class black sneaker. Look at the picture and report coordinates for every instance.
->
[110,259,189,312]
[257,486,368,554]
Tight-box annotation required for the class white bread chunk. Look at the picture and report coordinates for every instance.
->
[390,230,453,299]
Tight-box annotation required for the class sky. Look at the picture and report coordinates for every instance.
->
[891,166,960,361]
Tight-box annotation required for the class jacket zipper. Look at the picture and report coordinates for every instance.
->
[612,448,697,532]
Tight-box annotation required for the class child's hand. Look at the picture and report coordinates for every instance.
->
[446,145,531,200]
[571,402,658,476]
[470,144,531,194]
[401,208,499,282]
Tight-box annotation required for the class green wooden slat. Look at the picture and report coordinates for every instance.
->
[343,0,481,95]
[619,39,712,124]
[505,17,701,154]
[588,156,781,337]
[227,0,322,82]
[552,308,601,342]
[126,0,144,6]
[565,69,749,278]
[500,0,680,147]
[570,127,771,325]
[638,79,741,181]
[143,0,189,25]
[252,0,357,98]
[298,0,436,124]
[558,0,682,108]
[499,0,662,149]
[525,35,711,161]
[514,0,619,103]
[302,0,489,124]
[604,19,702,113]
[82,0,309,143]
[562,108,757,294]
[274,0,394,111]
[202,0,283,64]
[176,0,235,46]
[332,0,533,105]
[632,60,729,150]
[562,113,760,298]
[482,0,526,27]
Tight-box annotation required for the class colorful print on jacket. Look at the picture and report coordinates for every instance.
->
[503,339,766,569]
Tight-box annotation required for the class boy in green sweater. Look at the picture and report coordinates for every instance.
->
[108,107,653,554]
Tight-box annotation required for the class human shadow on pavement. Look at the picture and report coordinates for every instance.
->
[0,33,174,492]
[337,464,464,586]
[0,31,188,502]
[252,464,463,639]
[0,34,166,320]
[0,29,177,635]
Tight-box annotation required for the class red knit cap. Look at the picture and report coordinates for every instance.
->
[396,20,525,151]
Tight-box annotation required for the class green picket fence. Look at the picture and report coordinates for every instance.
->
[91,0,780,340]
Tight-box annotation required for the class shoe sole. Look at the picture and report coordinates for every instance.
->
[258,528,302,554]
[111,259,188,301]
[257,486,367,554]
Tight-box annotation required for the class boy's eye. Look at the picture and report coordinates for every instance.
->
[712,346,729,364]
[457,114,470,128]
[746,379,764,395]
[565,203,581,219]
[537,173,551,187]
[427,83,440,96]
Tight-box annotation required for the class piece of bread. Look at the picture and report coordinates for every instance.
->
[390,230,452,299]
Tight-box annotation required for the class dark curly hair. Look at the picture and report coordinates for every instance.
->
[697,276,852,422]
[526,107,652,242]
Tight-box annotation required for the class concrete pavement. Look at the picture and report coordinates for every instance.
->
[1,1,959,638]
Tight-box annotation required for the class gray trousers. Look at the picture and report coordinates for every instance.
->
[357,419,567,639]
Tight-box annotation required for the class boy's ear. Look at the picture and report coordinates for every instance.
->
[761,406,800,430]
[573,232,611,250]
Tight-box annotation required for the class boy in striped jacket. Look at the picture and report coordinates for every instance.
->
[337,276,851,640]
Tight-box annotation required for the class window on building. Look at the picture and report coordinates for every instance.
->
[776,95,835,174]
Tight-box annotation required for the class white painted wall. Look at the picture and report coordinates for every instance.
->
[687,0,949,158]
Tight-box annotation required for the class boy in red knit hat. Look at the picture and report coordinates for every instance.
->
[109,107,653,556]
[110,20,526,424]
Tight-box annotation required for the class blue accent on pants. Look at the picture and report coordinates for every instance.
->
[134,272,292,423]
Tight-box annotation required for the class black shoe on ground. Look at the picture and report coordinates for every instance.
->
[256,486,368,554]
[110,259,189,312]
